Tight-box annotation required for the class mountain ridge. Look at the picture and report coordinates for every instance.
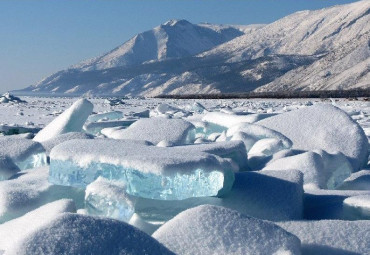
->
[15,0,370,97]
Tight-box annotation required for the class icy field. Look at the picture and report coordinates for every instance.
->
[0,94,369,254]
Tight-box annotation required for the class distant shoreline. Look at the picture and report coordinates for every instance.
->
[10,88,370,100]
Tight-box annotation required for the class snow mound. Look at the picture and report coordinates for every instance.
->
[343,195,370,220]
[219,170,304,220]
[278,220,370,255]
[0,137,47,180]
[7,213,174,255]
[303,189,370,220]
[0,167,84,223]
[227,122,292,151]
[337,170,370,190]
[33,98,93,143]
[174,141,248,170]
[41,132,93,156]
[103,117,195,145]
[257,104,369,171]
[202,112,274,128]
[0,199,76,253]
[153,205,301,255]
[263,150,353,190]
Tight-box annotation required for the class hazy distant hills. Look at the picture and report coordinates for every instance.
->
[16,0,369,97]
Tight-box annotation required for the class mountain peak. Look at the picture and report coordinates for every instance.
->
[162,19,192,27]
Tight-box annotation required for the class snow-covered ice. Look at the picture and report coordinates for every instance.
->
[277,220,370,255]
[84,119,136,135]
[0,137,47,180]
[41,132,93,156]
[0,199,76,253]
[263,150,353,190]
[49,139,235,199]
[0,167,84,223]
[257,104,369,171]
[0,96,368,254]
[7,213,174,255]
[337,170,370,190]
[102,117,195,145]
[153,205,301,255]
[343,195,370,220]
[33,98,93,142]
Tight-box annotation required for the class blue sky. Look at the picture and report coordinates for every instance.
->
[0,0,360,92]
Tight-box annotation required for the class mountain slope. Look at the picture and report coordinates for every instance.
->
[73,19,246,71]
[201,0,370,62]
[15,1,370,96]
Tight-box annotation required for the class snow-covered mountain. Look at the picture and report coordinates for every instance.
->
[15,0,370,97]
[72,19,246,71]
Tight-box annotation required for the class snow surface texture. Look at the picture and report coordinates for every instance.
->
[49,139,235,200]
[153,205,301,255]
[220,170,304,221]
[303,189,370,220]
[15,1,370,96]
[33,99,93,143]
[0,137,47,180]
[277,220,370,255]
[41,132,93,156]
[0,199,76,253]
[103,117,195,145]
[257,104,368,171]
[7,213,175,255]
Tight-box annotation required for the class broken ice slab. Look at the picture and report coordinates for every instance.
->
[83,119,136,135]
[0,137,47,180]
[33,98,93,143]
[49,139,235,200]
[87,111,123,123]
[85,177,135,222]
[0,125,40,136]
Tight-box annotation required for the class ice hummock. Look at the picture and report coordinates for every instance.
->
[85,177,135,222]
[49,139,235,200]
[33,98,93,143]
